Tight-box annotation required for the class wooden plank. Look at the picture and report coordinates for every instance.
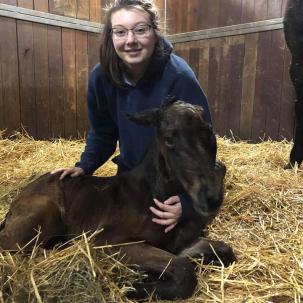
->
[198,39,210,97]
[279,47,295,140]
[207,0,220,28]
[197,0,210,30]
[33,22,50,139]
[77,0,89,20]
[251,31,272,142]
[264,29,285,140]
[228,35,245,138]
[18,0,33,9]
[0,17,20,133]
[254,0,267,21]
[75,31,89,137]
[165,0,175,34]
[241,0,255,23]
[267,0,283,18]
[217,36,232,137]
[49,0,76,17]
[207,38,221,134]
[62,28,77,138]
[0,0,17,4]
[187,0,198,32]
[17,20,36,137]
[154,0,165,24]
[188,41,199,79]
[48,25,64,138]
[88,32,100,72]
[34,0,48,12]
[240,33,258,140]
[219,0,243,27]
[0,3,102,32]
[89,0,101,22]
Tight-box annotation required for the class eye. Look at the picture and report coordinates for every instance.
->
[112,28,127,37]
[164,136,174,148]
[133,25,150,35]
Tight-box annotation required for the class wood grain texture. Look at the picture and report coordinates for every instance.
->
[0,17,20,133]
[17,20,36,136]
[33,22,50,139]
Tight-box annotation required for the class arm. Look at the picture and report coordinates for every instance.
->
[75,68,119,175]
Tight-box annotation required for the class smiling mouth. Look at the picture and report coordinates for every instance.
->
[125,49,142,53]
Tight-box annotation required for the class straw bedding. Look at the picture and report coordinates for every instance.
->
[0,132,302,302]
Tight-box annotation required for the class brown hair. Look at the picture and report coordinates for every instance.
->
[100,0,164,87]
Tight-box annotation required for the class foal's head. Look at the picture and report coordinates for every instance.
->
[128,97,223,217]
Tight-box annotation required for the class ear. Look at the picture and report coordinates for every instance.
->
[126,108,161,126]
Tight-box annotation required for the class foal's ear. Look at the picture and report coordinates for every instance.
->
[126,108,161,126]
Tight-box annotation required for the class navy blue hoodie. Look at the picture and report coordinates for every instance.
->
[76,38,216,221]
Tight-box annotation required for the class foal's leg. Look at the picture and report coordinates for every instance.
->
[111,242,197,300]
[0,195,65,250]
[179,237,236,267]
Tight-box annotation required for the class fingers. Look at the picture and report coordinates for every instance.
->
[150,197,183,233]
[151,217,176,226]
[51,167,84,180]
[165,223,177,233]
[150,206,175,219]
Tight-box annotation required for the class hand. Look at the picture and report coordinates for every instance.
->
[51,167,85,180]
[149,196,182,233]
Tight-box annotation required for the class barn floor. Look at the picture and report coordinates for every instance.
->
[0,133,302,303]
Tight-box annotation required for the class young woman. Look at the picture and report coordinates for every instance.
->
[52,0,216,233]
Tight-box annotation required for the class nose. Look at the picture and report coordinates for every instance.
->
[125,30,137,44]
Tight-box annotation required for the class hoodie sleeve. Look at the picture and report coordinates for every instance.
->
[75,67,119,175]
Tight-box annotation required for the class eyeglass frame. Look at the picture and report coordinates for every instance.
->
[111,23,154,40]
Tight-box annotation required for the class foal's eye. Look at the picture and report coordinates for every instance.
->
[164,137,174,148]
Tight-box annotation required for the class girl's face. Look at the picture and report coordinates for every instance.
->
[111,8,157,71]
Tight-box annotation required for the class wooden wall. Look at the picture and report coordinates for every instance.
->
[166,0,288,33]
[0,0,102,138]
[0,0,296,142]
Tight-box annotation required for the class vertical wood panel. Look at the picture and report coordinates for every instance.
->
[77,0,89,20]
[280,48,295,139]
[48,26,64,138]
[18,0,33,9]
[33,22,50,139]
[198,39,210,97]
[17,20,36,136]
[62,28,77,138]
[254,0,268,21]
[207,38,222,134]
[0,17,20,133]
[218,37,232,136]
[33,0,48,12]
[264,30,285,140]
[49,0,76,18]
[251,31,272,141]
[207,0,220,28]
[0,0,17,4]
[89,0,101,22]
[240,33,258,140]
[228,35,245,138]
[189,41,199,79]
[241,0,255,23]
[76,31,89,136]
[88,32,100,72]
[267,0,283,18]
[187,0,198,32]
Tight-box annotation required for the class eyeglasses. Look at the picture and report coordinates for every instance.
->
[111,24,153,39]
